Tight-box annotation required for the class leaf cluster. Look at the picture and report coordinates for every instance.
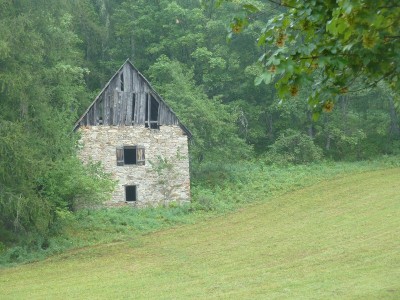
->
[225,0,400,117]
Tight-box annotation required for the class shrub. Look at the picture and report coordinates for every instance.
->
[42,157,115,212]
[266,129,323,165]
[191,189,216,211]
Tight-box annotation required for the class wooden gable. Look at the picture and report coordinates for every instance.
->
[74,60,191,137]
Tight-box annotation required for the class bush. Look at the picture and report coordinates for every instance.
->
[0,156,115,248]
[191,161,250,188]
[42,157,116,212]
[191,188,217,211]
[266,129,323,165]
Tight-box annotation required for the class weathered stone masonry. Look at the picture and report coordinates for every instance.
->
[74,60,192,207]
[78,125,190,206]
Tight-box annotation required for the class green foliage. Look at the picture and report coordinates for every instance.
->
[0,1,115,246]
[147,55,253,163]
[223,0,400,110]
[0,120,52,237]
[313,87,399,160]
[41,157,115,212]
[266,129,323,165]
[149,152,184,203]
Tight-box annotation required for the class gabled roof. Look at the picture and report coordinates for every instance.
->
[73,59,192,138]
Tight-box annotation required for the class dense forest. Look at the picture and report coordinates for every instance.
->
[0,0,399,249]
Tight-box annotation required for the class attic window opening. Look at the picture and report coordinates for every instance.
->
[150,95,159,121]
[116,146,145,166]
[125,185,137,202]
[120,73,124,91]
[98,98,104,124]
[145,93,160,129]
[131,93,136,124]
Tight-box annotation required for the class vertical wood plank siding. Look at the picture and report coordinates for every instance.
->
[74,61,190,137]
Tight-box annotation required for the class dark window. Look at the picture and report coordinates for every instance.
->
[124,147,136,164]
[98,99,104,124]
[132,93,136,123]
[145,93,160,129]
[116,146,145,166]
[150,95,159,121]
[120,73,124,91]
[125,185,137,202]
[145,94,149,123]
[107,95,111,125]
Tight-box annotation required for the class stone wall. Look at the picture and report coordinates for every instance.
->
[77,125,190,207]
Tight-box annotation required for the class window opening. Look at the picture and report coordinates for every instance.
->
[145,94,149,125]
[145,93,160,129]
[124,147,136,164]
[125,185,137,202]
[116,146,145,166]
[98,98,104,124]
[132,93,136,123]
[150,95,159,121]
[120,73,124,91]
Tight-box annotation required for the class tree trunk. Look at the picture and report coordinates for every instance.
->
[340,95,349,134]
[323,114,331,150]
[388,96,400,139]
[307,110,314,138]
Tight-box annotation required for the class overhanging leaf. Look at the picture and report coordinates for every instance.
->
[242,4,260,13]
[255,72,272,85]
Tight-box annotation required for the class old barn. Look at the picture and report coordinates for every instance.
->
[74,60,191,206]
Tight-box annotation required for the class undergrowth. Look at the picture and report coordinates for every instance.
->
[1,155,399,267]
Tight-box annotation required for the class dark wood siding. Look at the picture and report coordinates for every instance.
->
[79,66,178,126]
[74,60,191,137]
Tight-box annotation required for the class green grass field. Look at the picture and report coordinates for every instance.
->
[0,168,399,299]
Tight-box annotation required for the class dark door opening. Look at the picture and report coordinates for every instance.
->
[125,185,137,202]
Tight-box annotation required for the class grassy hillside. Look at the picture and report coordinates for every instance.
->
[0,168,399,299]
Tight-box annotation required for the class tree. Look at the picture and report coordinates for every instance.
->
[0,1,114,244]
[147,55,253,164]
[221,0,400,118]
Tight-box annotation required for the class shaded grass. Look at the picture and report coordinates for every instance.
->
[0,168,399,299]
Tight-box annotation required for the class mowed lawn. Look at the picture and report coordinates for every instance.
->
[1,168,399,299]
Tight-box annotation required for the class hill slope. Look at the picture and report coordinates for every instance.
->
[1,168,399,299]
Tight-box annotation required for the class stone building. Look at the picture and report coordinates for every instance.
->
[74,60,191,206]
